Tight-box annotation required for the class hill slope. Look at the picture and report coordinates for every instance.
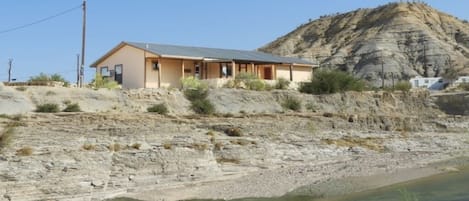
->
[259,2,469,86]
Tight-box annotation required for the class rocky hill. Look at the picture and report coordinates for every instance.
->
[259,2,469,86]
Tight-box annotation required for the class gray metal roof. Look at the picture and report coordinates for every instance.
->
[126,42,313,65]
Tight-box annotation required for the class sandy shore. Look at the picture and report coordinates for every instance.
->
[125,153,469,201]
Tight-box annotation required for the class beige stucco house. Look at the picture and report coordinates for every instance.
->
[90,41,314,88]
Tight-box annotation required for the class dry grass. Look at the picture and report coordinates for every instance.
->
[163,143,172,150]
[322,136,384,152]
[82,144,96,151]
[230,139,251,146]
[16,147,33,156]
[216,157,241,164]
[130,143,141,150]
[190,143,209,151]
[214,142,223,151]
[108,143,122,152]
[0,127,15,150]
[225,127,243,137]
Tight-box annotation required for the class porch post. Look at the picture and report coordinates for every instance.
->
[272,64,276,80]
[181,60,185,79]
[289,64,293,81]
[251,63,255,74]
[158,59,161,88]
[231,61,236,78]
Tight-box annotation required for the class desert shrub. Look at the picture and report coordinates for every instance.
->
[394,81,412,92]
[147,103,168,114]
[45,90,56,96]
[63,103,81,112]
[0,127,14,150]
[234,72,266,91]
[163,143,172,150]
[29,73,70,86]
[191,99,215,115]
[130,143,141,150]
[181,76,206,90]
[299,70,366,94]
[224,127,243,137]
[82,144,96,151]
[184,87,209,101]
[15,86,27,91]
[92,74,119,89]
[275,77,291,89]
[458,83,469,91]
[16,147,33,156]
[282,96,302,111]
[191,143,209,151]
[305,102,318,112]
[35,103,59,113]
[108,143,122,152]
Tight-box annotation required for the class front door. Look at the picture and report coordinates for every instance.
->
[264,67,272,80]
[115,64,123,84]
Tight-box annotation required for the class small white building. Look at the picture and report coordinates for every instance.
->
[410,76,469,90]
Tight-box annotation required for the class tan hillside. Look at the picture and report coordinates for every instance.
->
[259,2,469,86]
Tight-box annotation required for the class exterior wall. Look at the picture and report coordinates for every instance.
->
[160,58,183,88]
[96,45,145,88]
[291,65,312,82]
[145,60,159,88]
[276,65,291,80]
[207,63,220,79]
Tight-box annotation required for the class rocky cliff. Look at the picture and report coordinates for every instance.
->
[1,86,469,201]
[259,2,469,86]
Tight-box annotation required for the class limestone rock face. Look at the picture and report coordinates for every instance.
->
[259,2,469,86]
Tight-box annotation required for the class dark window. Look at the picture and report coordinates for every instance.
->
[114,64,123,84]
[220,63,232,78]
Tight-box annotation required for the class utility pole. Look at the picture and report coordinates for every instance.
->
[80,0,87,87]
[76,54,80,87]
[8,59,13,83]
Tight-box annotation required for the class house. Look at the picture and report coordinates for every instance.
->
[410,76,469,90]
[90,42,315,88]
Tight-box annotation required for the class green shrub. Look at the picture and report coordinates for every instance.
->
[299,70,366,94]
[63,103,81,112]
[224,127,243,137]
[394,81,412,92]
[458,83,469,91]
[181,76,206,90]
[92,74,119,89]
[191,99,215,115]
[275,77,291,89]
[282,96,302,111]
[234,72,265,90]
[147,103,168,114]
[29,73,70,86]
[35,103,59,113]
[305,102,318,112]
[184,88,209,101]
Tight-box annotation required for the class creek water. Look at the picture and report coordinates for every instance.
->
[110,168,469,201]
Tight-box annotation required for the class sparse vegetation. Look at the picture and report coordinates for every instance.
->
[82,144,96,151]
[45,90,56,96]
[458,83,469,91]
[216,157,241,164]
[299,70,366,94]
[92,74,119,89]
[394,81,412,92]
[224,72,266,91]
[29,73,70,87]
[399,188,419,201]
[181,76,207,90]
[275,77,291,89]
[0,127,14,150]
[63,103,81,112]
[108,143,122,152]
[147,103,169,115]
[282,96,302,111]
[190,99,215,115]
[163,143,173,150]
[305,102,318,112]
[16,147,33,156]
[130,143,141,150]
[35,103,60,113]
[190,143,209,151]
[224,127,243,137]
[15,86,27,91]
[183,81,215,115]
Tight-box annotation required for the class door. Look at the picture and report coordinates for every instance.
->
[115,64,123,84]
[264,67,272,80]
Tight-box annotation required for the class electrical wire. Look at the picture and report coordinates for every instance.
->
[0,4,82,35]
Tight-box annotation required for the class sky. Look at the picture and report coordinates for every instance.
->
[1,0,468,84]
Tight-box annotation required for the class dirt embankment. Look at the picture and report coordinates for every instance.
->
[0,85,468,201]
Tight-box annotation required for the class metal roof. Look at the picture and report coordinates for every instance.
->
[126,42,313,65]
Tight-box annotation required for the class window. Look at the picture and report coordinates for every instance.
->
[100,66,109,77]
[220,63,232,78]
[195,64,200,79]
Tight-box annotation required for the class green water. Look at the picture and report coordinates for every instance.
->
[110,168,469,201]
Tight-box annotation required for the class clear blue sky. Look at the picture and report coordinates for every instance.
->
[1,0,468,83]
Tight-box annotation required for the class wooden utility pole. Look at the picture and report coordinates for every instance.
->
[79,0,87,87]
[8,59,13,83]
[76,54,80,87]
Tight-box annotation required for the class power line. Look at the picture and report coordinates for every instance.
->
[0,4,82,35]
